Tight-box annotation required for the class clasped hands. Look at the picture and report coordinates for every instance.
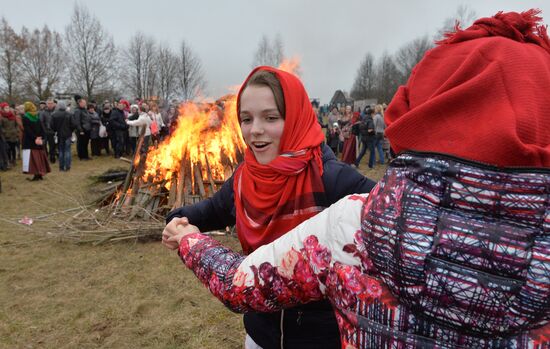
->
[161,217,200,250]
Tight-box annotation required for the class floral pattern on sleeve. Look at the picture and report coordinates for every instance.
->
[178,194,369,313]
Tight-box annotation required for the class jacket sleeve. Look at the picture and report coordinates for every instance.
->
[177,194,366,313]
[322,159,377,205]
[126,115,150,127]
[111,115,126,130]
[73,110,83,132]
[165,174,237,231]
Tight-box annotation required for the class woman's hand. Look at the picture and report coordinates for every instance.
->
[161,217,200,250]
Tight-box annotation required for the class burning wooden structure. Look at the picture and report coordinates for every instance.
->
[104,96,245,220]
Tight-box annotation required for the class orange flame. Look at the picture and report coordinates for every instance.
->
[278,56,301,76]
[142,97,245,192]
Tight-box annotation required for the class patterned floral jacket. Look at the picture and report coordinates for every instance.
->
[178,152,550,349]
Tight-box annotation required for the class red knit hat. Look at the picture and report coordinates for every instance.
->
[385,9,550,167]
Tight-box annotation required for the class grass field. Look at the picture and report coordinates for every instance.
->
[0,151,386,348]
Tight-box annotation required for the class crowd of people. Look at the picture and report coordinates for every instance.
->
[0,90,388,182]
[321,103,389,169]
[0,96,181,180]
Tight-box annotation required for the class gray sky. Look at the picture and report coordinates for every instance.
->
[2,0,549,103]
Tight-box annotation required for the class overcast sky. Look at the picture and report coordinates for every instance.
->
[2,0,549,103]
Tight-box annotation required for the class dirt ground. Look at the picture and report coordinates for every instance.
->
[0,151,386,348]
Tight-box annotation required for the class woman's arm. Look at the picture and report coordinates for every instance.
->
[126,114,150,127]
[176,194,366,313]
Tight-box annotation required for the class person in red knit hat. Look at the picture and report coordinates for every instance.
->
[164,10,550,348]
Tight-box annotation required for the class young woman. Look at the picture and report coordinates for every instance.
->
[21,102,50,180]
[164,10,550,349]
[165,66,376,349]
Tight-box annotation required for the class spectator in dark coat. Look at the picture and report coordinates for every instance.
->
[108,102,128,158]
[51,101,76,171]
[39,98,57,163]
[354,107,375,168]
[73,95,92,160]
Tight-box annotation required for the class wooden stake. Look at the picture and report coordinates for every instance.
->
[168,173,178,207]
[203,155,217,196]
[194,162,206,198]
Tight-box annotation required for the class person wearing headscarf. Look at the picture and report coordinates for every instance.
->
[165,66,376,349]
[22,102,50,180]
[0,103,18,166]
[0,105,8,171]
[339,105,356,164]
[163,10,550,348]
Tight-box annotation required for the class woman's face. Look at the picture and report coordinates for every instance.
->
[239,85,285,165]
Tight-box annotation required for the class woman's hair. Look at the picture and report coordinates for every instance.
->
[150,102,159,113]
[242,70,286,118]
[374,104,384,116]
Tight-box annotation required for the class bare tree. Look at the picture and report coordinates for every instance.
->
[350,53,376,100]
[19,25,65,101]
[271,33,284,66]
[0,17,24,104]
[122,32,157,99]
[65,3,117,100]
[435,5,477,41]
[251,34,284,68]
[176,40,206,101]
[252,35,271,68]
[394,35,433,85]
[156,43,178,101]
[374,52,401,103]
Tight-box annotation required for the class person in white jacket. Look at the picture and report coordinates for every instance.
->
[125,103,152,154]
[148,102,165,145]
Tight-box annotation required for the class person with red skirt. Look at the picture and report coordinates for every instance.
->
[21,101,50,181]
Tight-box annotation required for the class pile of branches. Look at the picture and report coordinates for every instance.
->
[1,167,231,247]
[54,204,166,245]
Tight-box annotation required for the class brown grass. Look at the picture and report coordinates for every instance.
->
[0,151,386,348]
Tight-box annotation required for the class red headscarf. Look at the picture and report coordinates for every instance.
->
[0,102,15,121]
[385,9,550,167]
[234,66,326,254]
[119,99,130,112]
